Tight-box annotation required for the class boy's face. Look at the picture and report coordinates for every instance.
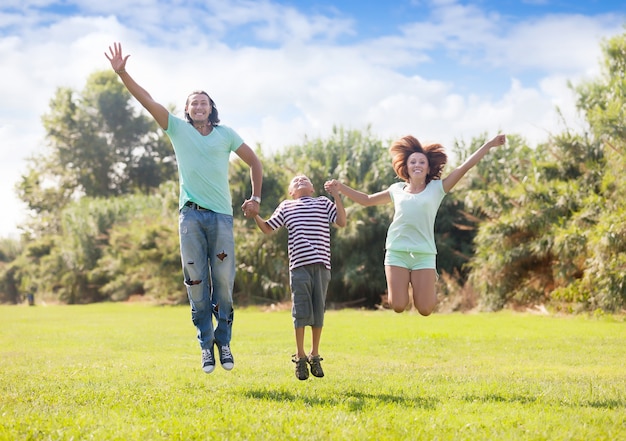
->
[288,175,314,198]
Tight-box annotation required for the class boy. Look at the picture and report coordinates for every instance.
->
[253,175,346,380]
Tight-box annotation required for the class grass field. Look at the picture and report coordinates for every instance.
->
[0,303,624,440]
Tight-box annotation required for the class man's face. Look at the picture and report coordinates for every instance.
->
[185,93,212,122]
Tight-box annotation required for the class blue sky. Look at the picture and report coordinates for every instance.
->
[0,0,625,237]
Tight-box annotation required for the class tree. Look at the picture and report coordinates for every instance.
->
[9,182,180,305]
[229,127,395,306]
[7,30,625,310]
[230,127,486,308]
[462,123,610,309]
[0,238,23,304]
[16,71,177,234]
[566,30,626,311]
[93,181,182,303]
[466,30,626,312]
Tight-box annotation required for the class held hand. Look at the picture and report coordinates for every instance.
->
[324,179,340,195]
[241,199,260,218]
[104,42,130,72]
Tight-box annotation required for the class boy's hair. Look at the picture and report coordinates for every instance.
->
[389,135,447,184]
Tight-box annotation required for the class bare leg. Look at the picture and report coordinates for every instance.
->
[385,265,411,313]
[410,269,437,316]
[295,327,306,358]
[310,327,322,356]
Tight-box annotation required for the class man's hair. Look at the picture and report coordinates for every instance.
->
[184,90,220,126]
[389,135,447,184]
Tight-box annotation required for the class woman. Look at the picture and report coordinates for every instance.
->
[325,133,506,315]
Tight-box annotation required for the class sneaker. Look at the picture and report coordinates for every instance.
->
[292,354,309,380]
[218,344,234,370]
[201,347,215,374]
[307,354,324,378]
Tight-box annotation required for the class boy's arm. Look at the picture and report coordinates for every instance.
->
[253,214,274,235]
[331,193,346,228]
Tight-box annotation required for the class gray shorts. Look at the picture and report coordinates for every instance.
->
[290,264,330,328]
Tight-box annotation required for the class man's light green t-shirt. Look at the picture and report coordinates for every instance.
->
[165,114,243,216]
[385,180,446,254]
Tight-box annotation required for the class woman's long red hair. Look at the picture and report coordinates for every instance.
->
[390,135,447,184]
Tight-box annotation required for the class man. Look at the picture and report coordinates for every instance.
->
[105,42,263,374]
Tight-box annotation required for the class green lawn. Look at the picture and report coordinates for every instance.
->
[0,304,624,440]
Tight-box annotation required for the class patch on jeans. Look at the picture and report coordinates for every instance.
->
[217,250,228,261]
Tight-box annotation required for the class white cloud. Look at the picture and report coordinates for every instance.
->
[501,14,619,74]
[0,0,622,237]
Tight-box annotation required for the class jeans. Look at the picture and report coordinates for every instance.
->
[179,205,235,350]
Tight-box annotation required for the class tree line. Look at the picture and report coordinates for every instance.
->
[0,32,624,312]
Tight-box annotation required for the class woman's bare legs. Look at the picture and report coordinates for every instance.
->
[385,265,411,313]
[385,266,437,315]
[410,269,437,315]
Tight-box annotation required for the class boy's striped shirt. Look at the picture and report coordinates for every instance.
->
[266,196,337,270]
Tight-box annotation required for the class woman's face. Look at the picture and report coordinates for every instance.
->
[406,152,429,181]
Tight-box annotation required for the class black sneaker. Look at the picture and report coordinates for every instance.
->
[201,346,215,374]
[218,344,234,370]
[307,354,324,378]
[292,354,309,380]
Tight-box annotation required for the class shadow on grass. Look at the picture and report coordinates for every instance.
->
[243,388,438,411]
[462,394,626,409]
[462,393,538,405]
[583,398,626,409]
